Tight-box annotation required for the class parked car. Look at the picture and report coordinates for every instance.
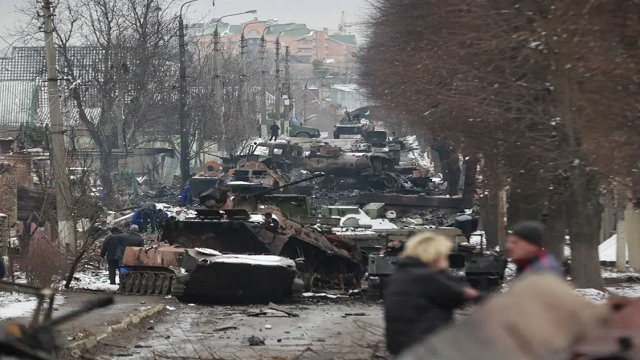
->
[289,122,321,138]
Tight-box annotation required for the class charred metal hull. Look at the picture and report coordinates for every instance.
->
[182,255,297,303]
[160,216,365,292]
[120,246,298,304]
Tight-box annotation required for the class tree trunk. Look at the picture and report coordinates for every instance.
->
[507,174,544,224]
[544,197,566,261]
[568,165,604,290]
[462,155,479,209]
[100,150,116,209]
[479,191,505,250]
[434,145,461,197]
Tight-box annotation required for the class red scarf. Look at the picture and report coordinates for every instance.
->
[513,248,547,271]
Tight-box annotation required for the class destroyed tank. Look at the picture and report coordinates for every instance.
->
[364,226,507,294]
[118,173,363,302]
[119,208,299,303]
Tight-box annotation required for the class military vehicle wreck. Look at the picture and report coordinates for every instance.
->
[119,173,365,303]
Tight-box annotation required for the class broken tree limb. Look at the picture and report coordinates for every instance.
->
[268,302,300,317]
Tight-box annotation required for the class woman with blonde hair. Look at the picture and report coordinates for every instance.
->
[383,232,481,356]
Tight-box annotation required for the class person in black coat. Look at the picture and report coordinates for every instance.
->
[384,232,480,356]
[100,227,124,285]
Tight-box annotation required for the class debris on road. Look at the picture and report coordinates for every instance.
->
[268,302,300,317]
[247,335,266,346]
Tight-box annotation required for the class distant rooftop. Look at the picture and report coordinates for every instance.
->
[328,34,357,46]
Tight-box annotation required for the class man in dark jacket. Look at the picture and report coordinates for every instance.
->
[506,220,563,277]
[384,232,479,356]
[0,258,5,280]
[269,122,280,142]
[100,227,124,285]
[122,225,145,247]
[140,202,157,233]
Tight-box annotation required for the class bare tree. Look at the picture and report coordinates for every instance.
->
[361,0,640,289]
[32,0,180,208]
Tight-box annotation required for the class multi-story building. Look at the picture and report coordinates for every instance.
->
[192,19,357,68]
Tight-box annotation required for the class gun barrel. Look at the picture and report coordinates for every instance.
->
[249,172,325,198]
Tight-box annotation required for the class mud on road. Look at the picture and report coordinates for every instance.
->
[67,299,387,360]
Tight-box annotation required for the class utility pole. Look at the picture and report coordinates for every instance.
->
[42,0,76,253]
[303,91,308,126]
[260,36,268,137]
[213,27,224,151]
[240,34,249,127]
[178,0,197,186]
[211,10,257,153]
[274,38,281,121]
[283,45,291,124]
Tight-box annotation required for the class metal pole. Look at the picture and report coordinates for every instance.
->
[303,91,308,126]
[42,0,76,252]
[260,36,267,127]
[240,34,249,126]
[274,38,281,121]
[283,45,291,123]
[213,27,224,151]
[178,10,190,186]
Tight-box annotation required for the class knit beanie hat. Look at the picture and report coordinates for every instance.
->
[509,221,544,248]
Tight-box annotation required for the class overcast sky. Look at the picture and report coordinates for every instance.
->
[0,0,371,47]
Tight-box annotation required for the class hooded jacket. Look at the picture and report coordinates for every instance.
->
[383,257,467,356]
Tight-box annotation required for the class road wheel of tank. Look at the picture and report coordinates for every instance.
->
[160,274,172,296]
[145,273,156,295]
[118,273,128,293]
[123,273,134,294]
[132,273,142,294]
[140,273,150,294]
[154,273,164,295]
[170,275,186,298]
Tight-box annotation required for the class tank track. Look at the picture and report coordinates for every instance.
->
[119,271,187,297]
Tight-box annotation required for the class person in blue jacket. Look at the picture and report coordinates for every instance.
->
[180,184,193,206]
[131,209,144,232]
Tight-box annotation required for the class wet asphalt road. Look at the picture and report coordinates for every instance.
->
[80,299,387,360]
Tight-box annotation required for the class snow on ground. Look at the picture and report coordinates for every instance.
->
[601,267,639,280]
[575,288,609,302]
[0,292,66,320]
[59,270,119,292]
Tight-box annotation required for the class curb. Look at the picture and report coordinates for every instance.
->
[65,304,166,352]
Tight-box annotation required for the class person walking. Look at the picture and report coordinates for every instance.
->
[384,232,481,356]
[100,227,124,285]
[269,122,280,142]
[506,220,563,277]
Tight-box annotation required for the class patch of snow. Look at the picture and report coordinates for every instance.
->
[608,283,640,298]
[0,292,66,320]
[576,288,608,302]
[58,270,119,292]
[210,255,296,268]
[302,292,347,299]
[601,267,639,279]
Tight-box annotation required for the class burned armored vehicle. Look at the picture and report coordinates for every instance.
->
[365,226,507,294]
[120,174,364,302]
[119,236,298,304]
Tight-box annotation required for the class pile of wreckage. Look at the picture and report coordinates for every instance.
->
[110,132,507,304]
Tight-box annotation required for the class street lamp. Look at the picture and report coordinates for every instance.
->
[178,0,200,186]
[214,10,257,33]
[211,9,256,154]
[239,20,263,128]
